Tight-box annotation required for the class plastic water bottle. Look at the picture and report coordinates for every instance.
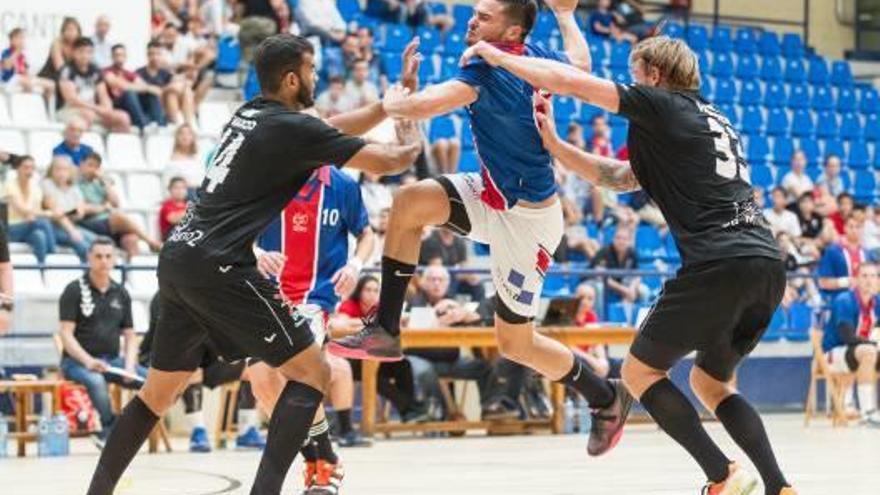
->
[576,398,592,434]
[38,414,69,457]
[0,419,8,458]
[563,398,576,434]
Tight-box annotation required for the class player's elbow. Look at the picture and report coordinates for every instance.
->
[358,143,422,176]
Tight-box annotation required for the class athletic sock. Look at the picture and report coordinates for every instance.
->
[238,381,260,431]
[238,381,257,409]
[857,384,878,415]
[639,378,730,483]
[182,384,206,430]
[250,381,323,495]
[714,394,789,495]
[336,408,354,436]
[86,396,159,495]
[377,256,416,336]
[300,438,318,463]
[309,418,338,464]
[558,355,615,409]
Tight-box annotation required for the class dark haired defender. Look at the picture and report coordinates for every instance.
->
[85,34,422,495]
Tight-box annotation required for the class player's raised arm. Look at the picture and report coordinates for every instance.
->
[344,118,423,175]
[382,80,478,121]
[460,41,619,112]
[546,0,591,72]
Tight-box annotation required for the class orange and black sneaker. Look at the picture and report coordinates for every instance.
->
[301,461,317,493]
[700,463,758,495]
[305,459,344,495]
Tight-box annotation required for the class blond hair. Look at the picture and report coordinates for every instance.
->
[629,36,701,92]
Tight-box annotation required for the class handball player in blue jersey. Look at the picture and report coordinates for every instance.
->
[329,0,633,457]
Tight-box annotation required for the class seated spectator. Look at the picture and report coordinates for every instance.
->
[571,283,611,379]
[781,150,813,202]
[818,214,867,299]
[588,0,616,38]
[37,17,81,81]
[345,59,380,108]
[420,227,484,301]
[102,44,166,132]
[590,227,644,306]
[763,187,801,238]
[829,192,855,236]
[201,0,242,38]
[822,261,880,426]
[91,16,114,69]
[816,154,846,198]
[158,22,215,108]
[373,0,454,30]
[612,0,655,41]
[77,153,162,257]
[360,171,393,229]
[559,188,600,261]
[1,28,55,101]
[315,75,356,118]
[58,238,146,442]
[159,177,189,240]
[138,40,197,128]
[3,155,57,263]
[295,0,347,44]
[356,27,386,88]
[56,37,131,132]
[589,114,614,158]
[163,124,203,194]
[236,0,281,66]
[53,117,94,167]
[42,156,97,261]
[794,192,832,251]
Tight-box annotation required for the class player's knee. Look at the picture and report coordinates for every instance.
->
[689,366,732,409]
[495,327,531,363]
[856,344,878,364]
[621,354,665,399]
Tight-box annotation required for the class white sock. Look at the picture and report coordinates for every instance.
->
[857,384,877,416]
[238,409,260,432]
[186,411,206,431]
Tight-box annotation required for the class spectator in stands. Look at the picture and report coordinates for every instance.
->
[159,177,189,239]
[163,124,203,195]
[862,206,880,258]
[763,187,801,238]
[612,0,656,40]
[356,27,386,88]
[829,192,855,236]
[591,227,643,306]
[272,0,302,36]
[53,118,94,167]
[1,28,55,101]
[315,75,356,118]
[77,153,162,257]
[103,44,166,132]
[794,192,832,251]
[138,41,197,128]
[37,17,82,81]
[3,155,57,263]
[158,22,215,108]
[818,214,868,299]
[295,0,347,44]
[587,0,616,38]
[559,188,600,261]
[360,171,393,229]
[817,154,846,198]
[58,237,146,441]
[571,283,611,379]
[236,0,280,66]
[822,261,880,426]
[56,37,131,132]
[590,114,614,158]
[776,231,812,271]
[420,227,484,301]
[345,59,380,108]
[201,0,241,37]
[41,156,97,261]
[372,0,454,31]
[91,16,114,69]
[781,150,813,202]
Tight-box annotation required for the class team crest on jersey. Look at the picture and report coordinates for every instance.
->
[290,212,310,233]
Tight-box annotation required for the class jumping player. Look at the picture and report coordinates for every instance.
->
[85,34,422,495]
[256,163,375,494]
[460,35,797,494]
[329,0,633,457]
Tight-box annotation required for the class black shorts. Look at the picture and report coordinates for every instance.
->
[200,347,247,388]
[150,267,315,372]
[630,256,786,382]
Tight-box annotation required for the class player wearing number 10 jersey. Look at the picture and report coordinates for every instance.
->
[462,36,796,495]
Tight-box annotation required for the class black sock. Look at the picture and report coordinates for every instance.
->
[335,409,353,435]
[558,356,615,408]
[238,381,256,409]
[250,381,323,495]
[87,396,159,495]
[377,256,416,336]
[309,418,338,463]
[715,394,789,495]
[182,384,202,414]
[640,378,730,483]
[300,438,318,462]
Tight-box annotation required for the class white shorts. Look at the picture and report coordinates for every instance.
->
[827,346,855,373]
[444,173,563,319]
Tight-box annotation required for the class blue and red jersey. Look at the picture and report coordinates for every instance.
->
[257,166,370,313]
[823,289,879,351]
[455,42,569,209]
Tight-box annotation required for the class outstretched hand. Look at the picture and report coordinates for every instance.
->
[459,41,505,68]
[400,37,422,93]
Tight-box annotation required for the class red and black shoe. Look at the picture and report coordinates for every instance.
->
[587,379,633,457]
[327,321,403,362]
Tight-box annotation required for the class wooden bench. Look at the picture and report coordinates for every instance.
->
[0,379,64,457]
[356,325,636,437]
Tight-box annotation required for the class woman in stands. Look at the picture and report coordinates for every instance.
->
[3,155,57,263]
[41,156,97,261]
[163,124,203,198]
[37,17,82,81]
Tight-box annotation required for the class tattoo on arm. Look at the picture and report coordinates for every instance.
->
[596,158,640,192]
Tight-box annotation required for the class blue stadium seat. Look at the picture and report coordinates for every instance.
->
[337,0,362,21]
[747,135,771,163]
[701,76,714,100]
[542,274,569,297]
[848,140,871,169]
[444,31,466,55]
[791,109,815,138]
[785,302,813,342]
[805,165,822,183]
[416,27,441,54]
[772,136,794,165]
[718,103,738,126]
[696,49,711,77]
[606,303,628,323]
[815,111,839,139]
[840,112,863,141]
[798,137,820,163]
[382,52,403,82]
[750,163,774,189]
[419,55,438,83]
[866,114,880,142]
[783,58,806,83]
[553,96,577,123]
[830,61,854,87]
[713,78,736,105]
[663,21,685,39]
[611,70,632,85]
[734,27,758,54]
[532,11,557,38]
[759,56,783,82]
[589,42,606,68]
[740,106,764,135]
[762,307,786,341]
[383,24,410,52]
[861,87,880,114]
[808,57,830,85]
[766,108,789,136]
[738,80,762,106]
[610,42,631,70]
[429,114,456,142]
[243,64,260,100]
[663,234,680,263]
[822,138,845,158]
[635,225,662,260]
[460,119,474,149]
[686,25,709,51]
[429,2,447,15]
[758,31,782,57]
[459,150,480,172]
[786,83,809,110]
[710,25,733,53]
[579,104,604,125]
[439,55,458,80]
[781,33,805,59]
[452,4,474,27]
[711,52,734,79]
[215,37,240,73]
[837,86,857,113]
[735,53,759,79]
[810,85,834,111]
[763,81,786,108]
[854,169,877,202]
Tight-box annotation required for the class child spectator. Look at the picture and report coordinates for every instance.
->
[158,177,189,240]
[1,28,55,101]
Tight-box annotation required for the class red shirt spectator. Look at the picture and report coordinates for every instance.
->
[158,177,189,239]
[102,65,136,100]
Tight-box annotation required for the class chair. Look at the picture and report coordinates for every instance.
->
[711,52,733,79]
[214,381,242,448]
[790,109,815,138]
[810,85,834,111]
[805,329,855,427]
[415,26,441,54]
[9,93,51,128]
[686,25,709,51]
[734,27,758,54]
[848,140,871,170]
[198,102,233,136]
[830,61,854,87]
[553,96,577,123]
[27,130,63,168]
[763,81,786,108]
[759,56,783,82]
[106,133,147,171]
[635,225,662,260]
[383,24,410,52]
[837,87,858,113]
[866,114,880,142]
[81,132,106,158]
[710,25,733,53]
[771,136,794,165]
[808,57,830,85]
[840,112,863,142]
[458,150,479,173]
[443,32,466,56]
[860,87,880,114]
[783,58,806,83]
[798,136,820,164]
[746,135,770,163]
[758,31,782,57]
[145,134,174,170]
[734,53,759,80]
[815,111,839,139]
[786,83,809,110]
[823,138,846,160]
[781,33,805,59]
[750,163,774,189]
[740,106,764,135]
[765,108,788,136]
[713,78,736,105]
[738,79,762,106]
[609,42,631,70]
[0,129,27,155]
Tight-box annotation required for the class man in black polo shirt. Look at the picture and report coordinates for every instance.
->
[59,237,145,440]
[590,226,642,307]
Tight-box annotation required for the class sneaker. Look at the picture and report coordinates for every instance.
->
[860,410,880,427]
[701,463,758,495]
[778,488,799,495]
[327,321,403,362]
[189,426,212,453]
[481,398,520,421]
[401,402,431,423]
[235,426,266,449]
[305,460,344,495]
[587,378,633,457]
[337,429,372,448]
[302,461,317,492]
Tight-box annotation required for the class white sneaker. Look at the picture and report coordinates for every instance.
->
[861,410,880,427]
[701,463,759,495]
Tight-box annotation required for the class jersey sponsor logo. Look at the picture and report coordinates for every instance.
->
[535,245,552,278]
[229,116,257,131]
[290,212,310,233]
[167,228,204,247]
[110,298,122,310]
[263,333,278,344]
